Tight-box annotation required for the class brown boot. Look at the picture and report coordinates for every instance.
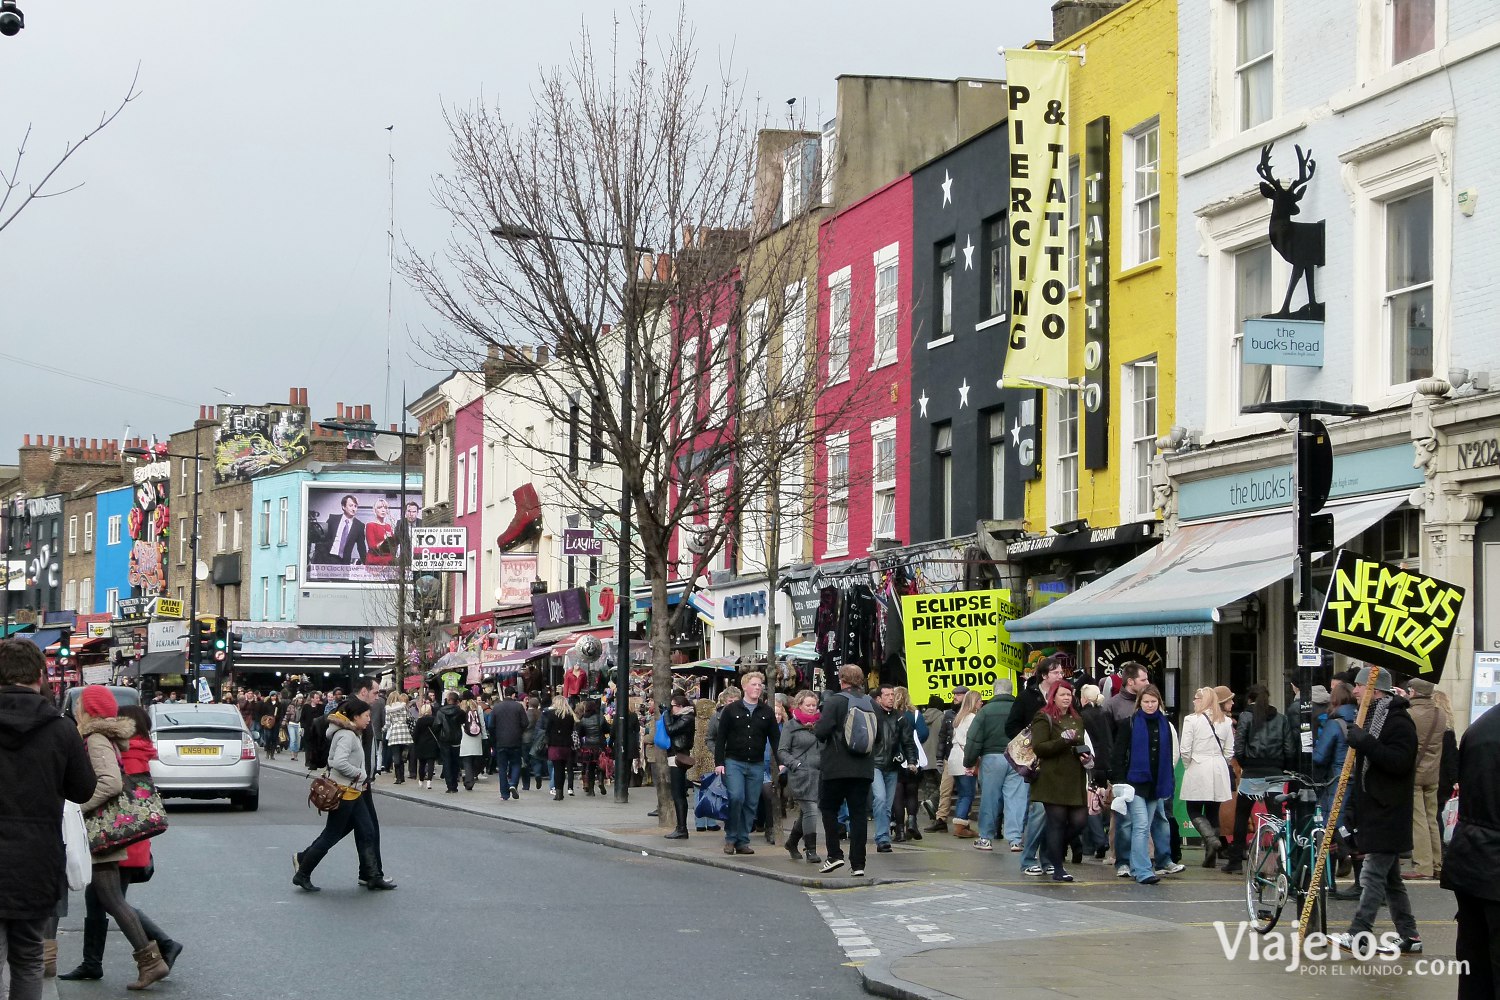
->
[128,942,170,990]
[42,938,57,979]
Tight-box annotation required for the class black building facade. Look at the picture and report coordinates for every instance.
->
[2,494,64,619]
[909,123,1036,543]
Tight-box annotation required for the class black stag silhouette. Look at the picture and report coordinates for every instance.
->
[1256,143,1325,321]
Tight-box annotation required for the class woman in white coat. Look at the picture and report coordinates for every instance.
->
[1179,686,1235,867]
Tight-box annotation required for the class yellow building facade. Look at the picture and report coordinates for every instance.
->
[1022,0,1178,556]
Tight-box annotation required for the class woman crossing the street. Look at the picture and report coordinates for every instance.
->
[292,698,394,892]
[1029,681,1091,882]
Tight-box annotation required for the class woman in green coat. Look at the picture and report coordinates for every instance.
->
[1029,681,1092,882]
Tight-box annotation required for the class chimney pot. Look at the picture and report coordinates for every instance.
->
[22,434,29,446]
[290,387,298,404]
[300,388,308,406]
[337,403,345,418]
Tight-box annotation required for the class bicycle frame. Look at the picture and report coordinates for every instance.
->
[1245,778,1330,935]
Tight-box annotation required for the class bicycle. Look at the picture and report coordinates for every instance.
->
[1244,774,1332,935]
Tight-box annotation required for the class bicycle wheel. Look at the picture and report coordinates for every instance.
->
[1245,822,1289,934]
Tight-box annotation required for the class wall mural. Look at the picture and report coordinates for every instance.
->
[128,447,171,597]
[213,405,309,484]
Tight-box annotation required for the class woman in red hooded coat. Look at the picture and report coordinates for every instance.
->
[60,705,183,981]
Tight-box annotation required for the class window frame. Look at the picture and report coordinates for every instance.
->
[983,214,1007,322]
[1382,185,1437,388]
[1047,392,1080,527]
[678,336,700,434]
[1123,119,1162,268]
[824,432,850,555]
[826,268,852,384]
[936,421,955,538]
[178,517,189,565]
[707,323,730,425]
[278,496,289,546]
[871,243,900,369]
[107,514,121,547]
[467,446,480,511]
[1231,242,1277,417]
[83,512,93,552]
[216,511,227,552]
[870,418,897,544]
[105,588,119,615]
[455,452,468,516]
[987,411,1007,520]
[781,281,808,392]
[232,509,242,551]
[742,297,770,411]
[1121,359,1159,522]
[67,515,77,555]
[1233,0,1276,132]
[1068,157,1082,290]
[79,578,91,615]
[935,238,956,341]
[260,499,271,547]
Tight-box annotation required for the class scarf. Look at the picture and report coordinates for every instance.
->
[1359,695,1392,786]
[1126,711,1175,800]
[792,707,820,726]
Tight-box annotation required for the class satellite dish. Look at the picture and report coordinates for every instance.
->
[373,433,402,463]
[195,560,210,582]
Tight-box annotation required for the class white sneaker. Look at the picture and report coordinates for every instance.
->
[974,838,994,851]
[1156,862,1186,875]
[851,868,866,877]
[1116,864,1131,878]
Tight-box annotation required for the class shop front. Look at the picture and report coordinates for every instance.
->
[1007,411,1424,709]
[706,579,773,662]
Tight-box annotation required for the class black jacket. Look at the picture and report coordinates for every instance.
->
[714,700,778,767]
[0,686,97,920]
[665,709,696,755]
[1006,681,1046,739]
[813,688,876,782]
[1235,705,1297,777]
[873,704,918,773]
[1344,695,1417,855]
[1440,706,1500,902]
[413,716,440,761]
[489,699,528,748]
[576,710,605,750]
[543,708,575,749]
[435,703,465,747]
[1080,704,1115,784]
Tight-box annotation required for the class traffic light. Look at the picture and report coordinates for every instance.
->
[212,616,228,663]
[190,620,214,665]
[224,630,243,670]
[339,654,352,672]
[55,630,72,667]
[354,637,372,670]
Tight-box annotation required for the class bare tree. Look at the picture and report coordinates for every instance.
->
[0,66,141,236]
[404,9,882,815]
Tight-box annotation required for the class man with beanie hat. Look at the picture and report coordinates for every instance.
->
[0,639,97,998]
[1403,676,1448,879]
[1333,665,1422,955]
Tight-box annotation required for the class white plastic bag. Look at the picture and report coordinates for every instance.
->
[62,800,90,891]
[1441,789,1459,845]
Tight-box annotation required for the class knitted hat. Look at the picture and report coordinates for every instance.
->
[1213,685,1234,706]
[1354,665,1395,692]
[1310,685,1330,706]
[80,685,118,719]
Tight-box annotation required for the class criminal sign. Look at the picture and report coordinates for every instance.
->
[411,527,467,573]
[1315,550,1464,682]
[902,589,1023,706]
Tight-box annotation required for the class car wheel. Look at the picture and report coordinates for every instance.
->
[234,793,260,812]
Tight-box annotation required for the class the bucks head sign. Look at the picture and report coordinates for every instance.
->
[1315,549,1464,681]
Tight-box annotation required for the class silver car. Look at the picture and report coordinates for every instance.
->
[148,703,261,811]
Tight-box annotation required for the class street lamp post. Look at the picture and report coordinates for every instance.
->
[491,222,649,805]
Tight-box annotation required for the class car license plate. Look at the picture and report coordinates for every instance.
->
[179,746,221,757]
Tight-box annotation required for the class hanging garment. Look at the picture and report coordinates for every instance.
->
[839,583,877,674]
[814,586,842,687]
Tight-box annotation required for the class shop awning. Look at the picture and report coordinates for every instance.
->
[480,644,555,677]
[20,629,61,650]
[2,624,33,637]
[550,628,614,657]
[1005,493,1406,643]
[671,655,737,673]
[775,641,820,662]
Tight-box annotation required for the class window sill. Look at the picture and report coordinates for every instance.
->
[927,335,955,350]
[1333,25,1500,114]
[868,356,897,372]
[1116,259,1163,283]
[1183,111,1314,178]
[975,314,1007,332]
[823,548,848,559]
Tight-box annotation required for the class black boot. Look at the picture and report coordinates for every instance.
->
[785,826,803,859]
[359,844,397,890]
[804,832,822,865]
[59,918,107,980]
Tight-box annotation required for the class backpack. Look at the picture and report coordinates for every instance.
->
[465,709,482,738]
[303,715,332,770]
[437,708,462,746]
[840,692,878,756]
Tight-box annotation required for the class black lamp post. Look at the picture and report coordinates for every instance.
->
[492,222,651,805]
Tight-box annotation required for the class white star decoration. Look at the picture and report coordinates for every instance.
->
[962,235,975,270]
[917,390,929,418]
[1010,418,1022,447]
[958,379,971,408]
[941,170,953,207]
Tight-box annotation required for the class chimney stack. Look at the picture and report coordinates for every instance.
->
[1051,0,1125,42]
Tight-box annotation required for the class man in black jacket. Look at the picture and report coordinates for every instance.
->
[814,665,876,875]
[0,639,96,996]
[713,672,778,856]
[1441,702,1499,999]
[1335,665,1421,954]
[490,688,528,800]
[435,691,466,794]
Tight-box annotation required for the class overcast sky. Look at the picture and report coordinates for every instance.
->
[0,1,1051,466]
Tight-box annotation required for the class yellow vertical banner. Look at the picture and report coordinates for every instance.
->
[1003,49,1071,380]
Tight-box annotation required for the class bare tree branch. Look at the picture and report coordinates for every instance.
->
[0,64,142,235]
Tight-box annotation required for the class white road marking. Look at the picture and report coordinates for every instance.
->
[845,948,881,958]
[906,924,939,933]
[869,892,967,907]
[838,936,873,948]
[917,933,955,943]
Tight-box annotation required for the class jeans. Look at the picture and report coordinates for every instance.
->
[952,774,977,822]
[721,758,763,848]
[820,777,871,871]
[440,744,461,792]
[1348,852,1419,940]
[871,769,899,845]
[287,722,302,753]
[1114,803,1134,864]
[0,916,46,1000]
[298,791,379,876]
[1127,795,1172,881]
[1019,800,1046,868]
[977,753,1028,843]
[494,747,523,796]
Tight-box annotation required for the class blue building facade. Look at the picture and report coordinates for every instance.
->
[93,486,134,615]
